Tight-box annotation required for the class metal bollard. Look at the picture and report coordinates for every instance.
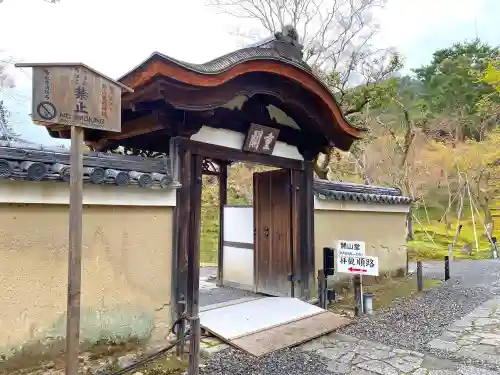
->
[362,292,374,315]
[444,256,450,281]
[416,261,423,292]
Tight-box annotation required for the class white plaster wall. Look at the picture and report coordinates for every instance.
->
[222,246,254,287]
[0,179,176,206]
[222,206,254,288]
[314,196,410,213]
[223,206,254,243]
[190,126,304,161]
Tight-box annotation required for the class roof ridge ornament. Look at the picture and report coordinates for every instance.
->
[275,25,302,49]
[272,25,304,61]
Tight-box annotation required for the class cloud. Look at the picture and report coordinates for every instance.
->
[374,0,491,71]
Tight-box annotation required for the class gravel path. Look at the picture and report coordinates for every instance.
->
[199,266,261,307]
[339,259,500,369]
[200,347,331,375]
[200,259,500,374]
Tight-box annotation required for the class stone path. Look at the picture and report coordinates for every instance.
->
[200,261,500,374]
[427,297,500,368]
[301,333,499,375]
[199,266,261,307]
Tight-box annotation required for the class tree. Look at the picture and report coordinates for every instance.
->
[0,57,17,138]
[482,60,500,91]
[206,0,402,178]
[413,39,500,141]
[207,0,392,72]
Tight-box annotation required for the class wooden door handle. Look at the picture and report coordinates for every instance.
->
[264,227,269,236]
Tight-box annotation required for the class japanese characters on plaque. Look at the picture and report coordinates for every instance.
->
[336,240,379,276]
[243,123,280,155]
[30,65,122,132]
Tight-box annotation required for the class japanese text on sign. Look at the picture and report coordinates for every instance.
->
[335,240,379,276]
[243,123,280,155]
[337,254,379,276]
[337,240,366,257]
[30,65,122,132]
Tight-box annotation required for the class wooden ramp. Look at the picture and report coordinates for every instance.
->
[199,297,350,357]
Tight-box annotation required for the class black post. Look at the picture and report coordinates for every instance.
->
[323,247,335,276]
[416,261,423,292]
[444,256,450,281]
[353,275,362,317]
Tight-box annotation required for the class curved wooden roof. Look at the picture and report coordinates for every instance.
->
[118,45,364,141]
[47,30,365,152]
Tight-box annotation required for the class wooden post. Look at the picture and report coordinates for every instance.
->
[353,275,363,317]
[416,261,423,292]
[65,126,84,375]
[301,160,315,300]
[406,249,409,275]
[453,185,464,246]
[172,138,189,359]
[217,161,228,286]
[317,270,326,309]
[187,154,203,375]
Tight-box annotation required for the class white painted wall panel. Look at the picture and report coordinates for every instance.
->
[191,126,304,161]
[222,246,254,287]
[223,206,254,244]
[222,205,255,288]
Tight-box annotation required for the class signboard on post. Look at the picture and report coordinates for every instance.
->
[20,63,131,132]
[336,240,379,276]
[16,62,132,375]
[243,123,280,155]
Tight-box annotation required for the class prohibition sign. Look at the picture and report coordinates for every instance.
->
[36,101,57,121]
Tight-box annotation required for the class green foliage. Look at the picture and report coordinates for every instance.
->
[412,40,500,139]
[482,60,500,90]
[323,52,404,117]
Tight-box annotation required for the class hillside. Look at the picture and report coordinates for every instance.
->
[196,40,500,264]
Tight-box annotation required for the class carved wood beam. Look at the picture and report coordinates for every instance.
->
[202,158,221,175]
[86,112,168,151]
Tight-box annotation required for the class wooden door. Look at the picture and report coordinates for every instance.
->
[254,169,293,296]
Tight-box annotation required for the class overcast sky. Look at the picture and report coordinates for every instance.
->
[0,0,497,145]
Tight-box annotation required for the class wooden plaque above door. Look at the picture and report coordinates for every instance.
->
[243,124,280,155]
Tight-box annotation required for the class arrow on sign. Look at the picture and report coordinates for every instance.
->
[348,267,367,273]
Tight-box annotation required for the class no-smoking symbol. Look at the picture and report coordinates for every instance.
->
[36,101,57,121]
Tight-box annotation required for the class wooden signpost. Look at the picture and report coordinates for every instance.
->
[15,62,132,375]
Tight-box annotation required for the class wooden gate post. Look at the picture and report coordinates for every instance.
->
[186,153,203,375]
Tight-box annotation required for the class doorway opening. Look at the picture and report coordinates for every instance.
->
[199,160,297,306]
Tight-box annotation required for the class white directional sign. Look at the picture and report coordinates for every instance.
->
[336,240,379,276]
